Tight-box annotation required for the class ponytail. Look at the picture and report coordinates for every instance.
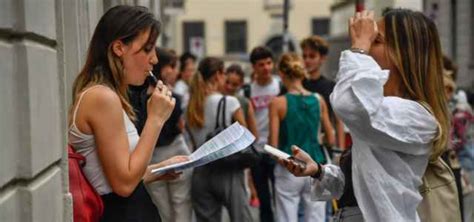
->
[186,57,224,128]
[186,71,206,128]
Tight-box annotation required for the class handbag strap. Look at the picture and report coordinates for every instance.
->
[186,95,227,151]
[214,96,227,129]
[68,145,86,167]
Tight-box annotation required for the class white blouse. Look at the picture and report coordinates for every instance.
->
[312,50,438,222]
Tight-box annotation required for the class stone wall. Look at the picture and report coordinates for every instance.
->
[424,0,473,89]
[0,0,160,221]
[0,0,66,221]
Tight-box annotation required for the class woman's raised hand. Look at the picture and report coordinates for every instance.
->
[147,80,176,123]
[349,10,378,52]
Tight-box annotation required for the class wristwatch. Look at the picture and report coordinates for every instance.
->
[310,162,323,179]
[349,47,368,55]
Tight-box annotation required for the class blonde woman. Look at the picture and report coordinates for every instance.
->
[268,53,334,222]
[280,9,449,222]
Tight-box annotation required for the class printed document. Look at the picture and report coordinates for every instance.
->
[151,122,255,174]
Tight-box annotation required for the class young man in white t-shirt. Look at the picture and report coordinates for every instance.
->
[243,46,283,222]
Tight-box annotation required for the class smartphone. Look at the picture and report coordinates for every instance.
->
[263,145,306,170]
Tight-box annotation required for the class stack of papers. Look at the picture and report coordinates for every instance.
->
[151,122,255,175]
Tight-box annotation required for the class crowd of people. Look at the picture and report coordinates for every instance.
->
[68,5,474,222]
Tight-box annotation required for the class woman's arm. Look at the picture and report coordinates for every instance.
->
[246,102,259,139]
[279,146,345,200]
[318,95,335,147]
[86,85,175,197]
[331,51,437,154]
[311,164,345,201]
[232,108,247,127]
[268,97,284,148]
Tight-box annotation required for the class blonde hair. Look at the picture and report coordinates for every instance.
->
[384,9,449,161]
[278,53,306,80]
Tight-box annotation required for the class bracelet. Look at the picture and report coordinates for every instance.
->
[349,47,368,55]
[311,162,323,179]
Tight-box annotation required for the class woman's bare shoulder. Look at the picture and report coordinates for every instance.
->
[271,95,286,105]
[270,95,287,112]
[79,85,122,114]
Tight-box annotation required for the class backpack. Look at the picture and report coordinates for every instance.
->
[68,145,104,222]
[242,80,286,99]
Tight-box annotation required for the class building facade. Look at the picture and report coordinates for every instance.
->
[325,0,424,79]
[424,0,474,89]
[163,0,332,60]
[326,0,473,90]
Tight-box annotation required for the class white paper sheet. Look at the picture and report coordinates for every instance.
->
[151,122,255,174]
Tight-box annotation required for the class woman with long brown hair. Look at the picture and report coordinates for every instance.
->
[186,57,252,222]
[280,9,449,222]
[68,5,186,221]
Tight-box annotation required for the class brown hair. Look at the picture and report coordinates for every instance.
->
[154,47,177,81]
[225,64,245,81]
[70,5,160,121]
[384,9,449,160]
[443,55,458,80]
[300,35,329,56]
[250,46,274,64]
[186,57,224,128]
[278,53,306,80]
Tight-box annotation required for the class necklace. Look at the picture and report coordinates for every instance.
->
[287,87,311,110]
[287,87,308,96]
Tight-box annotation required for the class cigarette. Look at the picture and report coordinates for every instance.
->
[148,71,158,87]
[149,71,155,78]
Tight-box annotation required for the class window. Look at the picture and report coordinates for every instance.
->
[163,0,184,8]
[225,21,247,54]
[265,35,296,60]
[312,18,330,36]
[183,21,205,54]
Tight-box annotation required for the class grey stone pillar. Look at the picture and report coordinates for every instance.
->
[1,1,161,221]
[0,0,66,221]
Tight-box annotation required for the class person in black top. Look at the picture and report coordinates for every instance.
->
[301,36,347,150]
[129,48,184,143]
[128,47,193,222]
